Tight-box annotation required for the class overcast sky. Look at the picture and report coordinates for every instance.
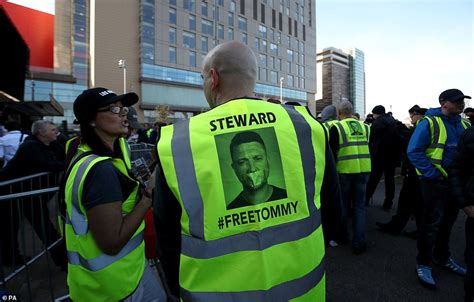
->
[317,0,473,119]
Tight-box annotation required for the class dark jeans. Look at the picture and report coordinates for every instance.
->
[417,178,459,266]
[465,217,474,302]
[366,157,396,207]
[388,174,423,231]
[339,173,369,248]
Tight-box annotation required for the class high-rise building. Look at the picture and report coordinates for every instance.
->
[3,0,317,124]
[316,47,366,117]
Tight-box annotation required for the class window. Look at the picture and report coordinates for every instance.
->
[201,1,208,16]
[259,54,267,67]
[272,9,276,28]
[288,17,292,35]
[169,46,176,63]
[259,67,267,81]
[202,19,214,35]
[183,31,196,49]
[287,61,291,73]
[270,29,275,41]
[189,51,196,67]
[240,0,245,15]
[183,0,195,12]
[230,0,236,12]
[169,8,176,24]
[238,16,247,30]
[261,4,265,23]
[218,24,224,39]
[228,28,234,40]
[294,20,297,37]
[287,75,293,86]
[276,58,281,70]
[189,15,196,30]
[169,27,176,44]
[228,12,234,26]
[218,0,224,5]
[285,35,290,47]
[262,40,267,52]
[270,43,277,55]
[255,37,260,51]
[253,0,258,20]
[242,32,248,44]
[287,49,294,62]
[169,0,176,5]
[269,57,275,69]
[278,12,282,31]
[201,36,208,52]
[303,25,306,41]
[270,71,277,83]
[299,65,304,76]
[259,25,267,39]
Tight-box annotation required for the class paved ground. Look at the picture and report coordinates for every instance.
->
[326,176,466,302]
[2,176,467,301]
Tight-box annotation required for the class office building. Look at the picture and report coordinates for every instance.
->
[2,0,317,124]
[316,47,366,117]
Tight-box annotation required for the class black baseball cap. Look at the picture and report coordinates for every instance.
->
[439,89,471,104]
[372,105,386,115]
[73,87,139,124]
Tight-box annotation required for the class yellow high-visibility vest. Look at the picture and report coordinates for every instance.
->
[334,118,371,174]
[65,138,145,301]
[158,99,326,301]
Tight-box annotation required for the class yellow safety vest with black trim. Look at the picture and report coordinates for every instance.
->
[64,137,145,302]
[158,99,326,301]
[146,128,153,138]
[323,120,338,140]
[334,118,371,174]
[416,116,470,178]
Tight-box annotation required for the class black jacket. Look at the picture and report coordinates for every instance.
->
[369,114,401,160]
[449,126,474,208]
[0,136,65,181]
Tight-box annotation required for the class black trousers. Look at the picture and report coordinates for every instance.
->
[366,157,396,207]
[387,174,423,231]
[465,217,474,302]
[417,178,459,266]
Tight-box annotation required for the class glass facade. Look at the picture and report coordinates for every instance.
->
[350,48,366,116]
[25,0,89,124]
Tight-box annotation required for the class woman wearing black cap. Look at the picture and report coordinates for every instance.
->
[63,88,166,301]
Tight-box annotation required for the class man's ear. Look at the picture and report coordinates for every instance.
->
[210,68,219,90]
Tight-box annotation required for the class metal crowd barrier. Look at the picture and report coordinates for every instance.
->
[0,172,67,302]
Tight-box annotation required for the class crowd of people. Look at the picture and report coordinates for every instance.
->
[0,41,473,301]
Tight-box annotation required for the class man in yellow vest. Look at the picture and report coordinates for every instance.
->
[408,88,471,289]
[153,41,341,301]
[328,101,371,254]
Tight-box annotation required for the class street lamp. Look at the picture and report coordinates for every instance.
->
[279,77,284,103]
[118,59,127,93]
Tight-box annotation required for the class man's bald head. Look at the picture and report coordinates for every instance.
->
[202,41,258,107]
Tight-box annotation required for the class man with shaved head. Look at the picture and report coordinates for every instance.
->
[154,41,340,301]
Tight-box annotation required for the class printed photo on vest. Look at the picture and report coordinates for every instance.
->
[215,128,287,210]
[348,120,364,136]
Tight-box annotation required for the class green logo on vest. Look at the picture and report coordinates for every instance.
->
[348,121,363,136]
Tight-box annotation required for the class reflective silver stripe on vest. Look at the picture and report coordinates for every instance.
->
[431,158,442,165]
[70,155,100,235]
[172,120,205,239]
[336,123,348,146]
[180,256,325,302]
[176,106,320,258]
[67,231,143,271]
[283,105,317,214]
[181,210,321,258]
[338,154,371,161]
[428,143,445,149]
